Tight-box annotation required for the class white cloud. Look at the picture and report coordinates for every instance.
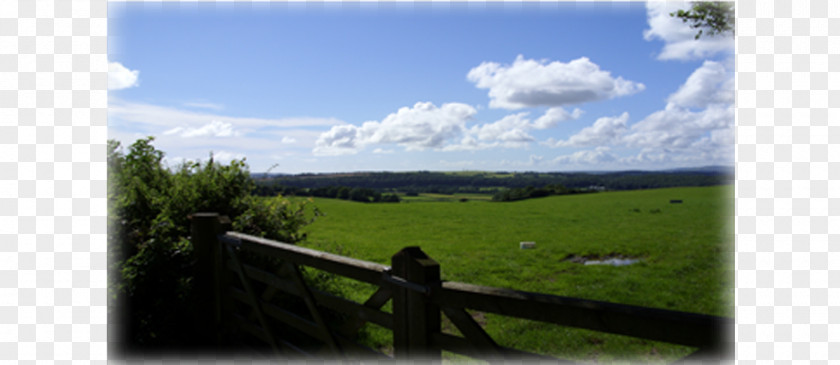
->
[210,150,246,163]
[534,107,584,129]
[667,60,734,109]
[466,107,582,147]
[183,101,225,111]
[623,104,733,150]
[619,57,735,166]
[314,102,477,156]
[164,120,239,138]
[108,62,139,90]
[440,136,488,152]
[313,124,361,156]
[470,112,534,142]
[553,146,617,165]
[467,55,644,109]
[529,154,544,165]
[109,98,345,130]
[549,112,629,147]
[108,98,342,172]
[624,58,735,152]
[643,2,734,61]
[542,57,734,168]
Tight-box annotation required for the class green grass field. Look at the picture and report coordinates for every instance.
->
[296,185,734,362]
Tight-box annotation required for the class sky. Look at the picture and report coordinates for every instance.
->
[107,1,735,174]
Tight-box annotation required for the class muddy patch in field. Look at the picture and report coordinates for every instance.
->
[564,253,642,266]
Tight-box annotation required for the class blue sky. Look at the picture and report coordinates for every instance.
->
[108,1,734,173]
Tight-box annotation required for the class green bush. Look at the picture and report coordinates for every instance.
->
[108,137,320,351]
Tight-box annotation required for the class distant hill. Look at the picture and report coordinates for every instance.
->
[252,167,734,197]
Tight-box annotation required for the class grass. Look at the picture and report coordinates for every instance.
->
[294,185,734,362]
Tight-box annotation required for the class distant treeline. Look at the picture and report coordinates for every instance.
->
[491,184,596,202]
[253,169,733,199]
[256,184,401,203]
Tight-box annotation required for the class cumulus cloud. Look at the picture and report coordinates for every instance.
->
[643,2,734,61]
[108,62,139,90]
[623,104,733,150]
[466,107,582,147]
[541,57,734,168]
[667,60,734,109]
[313,102,477,156]
[548,112,629,147]
[619,57,735,166]
[467,55,644,109]
[470,112,534,143]
[553,146,617,165]
[625,58,734,152]
[313,124,361,156]
[534,107,585,129]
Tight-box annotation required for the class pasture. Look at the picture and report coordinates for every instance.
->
[297,185,734,362]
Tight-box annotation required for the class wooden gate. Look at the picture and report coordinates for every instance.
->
[191,213,731,362]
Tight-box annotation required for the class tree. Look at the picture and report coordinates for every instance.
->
[670,1,735,40]
[108,137,320,352]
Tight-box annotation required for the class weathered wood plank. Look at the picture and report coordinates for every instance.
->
[441,307,503,356]
[226,232,388,284]
[334,286,394,337]
[283,262,343,355]
[433,281,730,348]
[226,244,282,355]
[391,247,441,360]
[225,260,302,297]
[228,286,325,343]
[310,288,394,330]
[230,312,273,345]
[231,285,391,359]
[213,233,730,361]
[227,263,394,330]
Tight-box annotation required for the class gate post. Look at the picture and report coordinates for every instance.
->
[190,212,222,346]
[391,247,441,361]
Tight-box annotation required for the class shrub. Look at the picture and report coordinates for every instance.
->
[108,137,320,352]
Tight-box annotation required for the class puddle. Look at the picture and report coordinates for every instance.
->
[564,254,642,266]
[584,258,640,266]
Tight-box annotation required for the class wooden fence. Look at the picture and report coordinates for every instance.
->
[191,212,731,362]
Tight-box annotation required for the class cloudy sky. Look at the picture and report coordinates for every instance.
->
[108,1,734,173]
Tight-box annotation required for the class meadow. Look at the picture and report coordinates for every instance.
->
[297,185,734,362]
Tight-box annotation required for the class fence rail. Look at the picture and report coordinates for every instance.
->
[191,213,732,362]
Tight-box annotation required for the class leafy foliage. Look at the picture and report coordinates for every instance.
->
[670,1,735,40]
[233,194,321,242]
[108,137,319,351]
